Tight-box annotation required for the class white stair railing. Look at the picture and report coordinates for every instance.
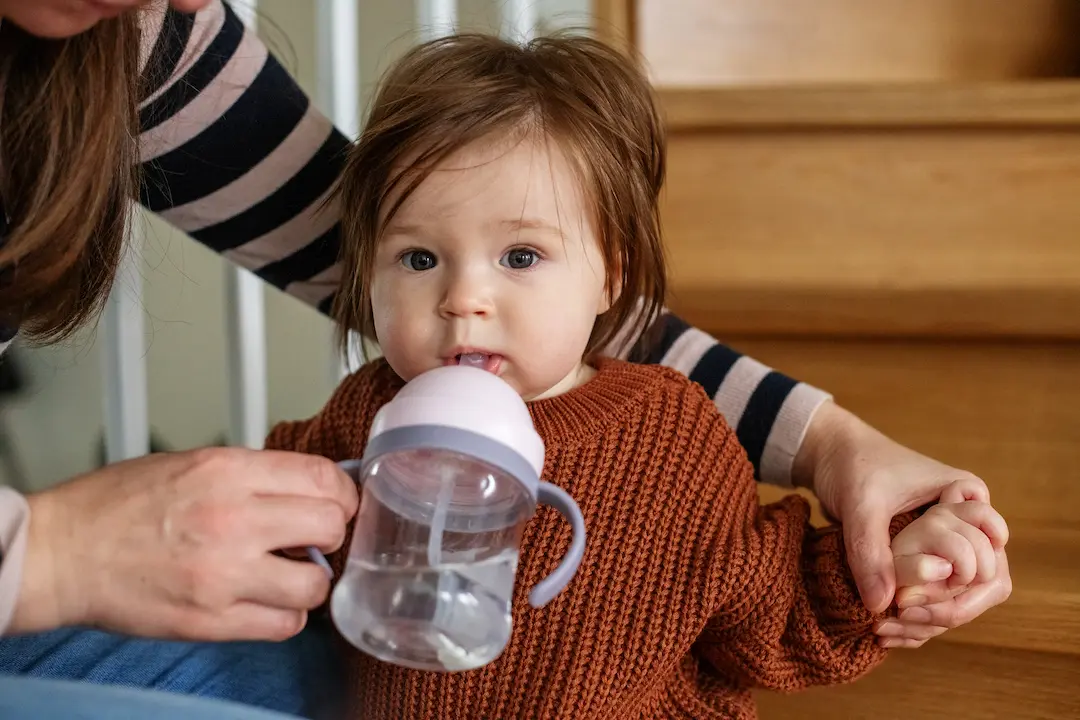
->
[224,0,269,450]
[417,0,457,42]
[503,0,538,43]
[316,0,364,381]
[101,228,149,463]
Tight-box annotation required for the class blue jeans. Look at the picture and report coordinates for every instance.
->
[0,676,302,720]
[0,619,342,719]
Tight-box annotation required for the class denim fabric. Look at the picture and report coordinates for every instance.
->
[0,618,343,719]
[0,675,302,720]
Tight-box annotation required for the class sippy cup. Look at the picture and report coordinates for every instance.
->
[315,364,586,673]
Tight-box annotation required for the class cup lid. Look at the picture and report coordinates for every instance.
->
[365,365,545,496]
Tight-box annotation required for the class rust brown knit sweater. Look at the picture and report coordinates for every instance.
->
[266,358,911,719]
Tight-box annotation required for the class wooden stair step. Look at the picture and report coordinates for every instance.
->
[656,82,1080,341]
[753,642,1080,719]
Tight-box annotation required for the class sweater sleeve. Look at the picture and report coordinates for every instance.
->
[0,487,30,636]
[695,462,916,692]
[136,2,829,489]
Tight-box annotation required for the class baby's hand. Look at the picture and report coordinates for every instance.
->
[893,502,1009,593]
[874,480,1010,648]
[890,485,1009,608]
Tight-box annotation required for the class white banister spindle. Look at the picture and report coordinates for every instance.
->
[316,0,365,380]
[223,268,267,448]
[417,0,456,42]
[316,0,361,141]
[224,0,269,448]
[502,0,538,43]
[101,224,149,463]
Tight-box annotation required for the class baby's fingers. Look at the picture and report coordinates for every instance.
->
[949,500,1010,550]
[874,618,947,648]
[949,517,998,586]
[896,528,976,588]
[894,553,952,587]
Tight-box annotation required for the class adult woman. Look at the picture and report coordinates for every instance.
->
[0,0,1010,716]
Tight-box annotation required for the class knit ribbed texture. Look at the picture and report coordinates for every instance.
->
[265,359,907,719]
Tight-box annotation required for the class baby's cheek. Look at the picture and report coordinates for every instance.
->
[375,318,432,379]
[514,329,591,393]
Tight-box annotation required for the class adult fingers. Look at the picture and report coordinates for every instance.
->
[842,505,898,613]
[195,448,358,516]
[938,475,990,505]
[246,495,350,555]
[238,554,333,612]
[181,602,309,643]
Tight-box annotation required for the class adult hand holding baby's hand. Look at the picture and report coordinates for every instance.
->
[875,480,1011,648]
[11,448,358,642]
[796,402,1013,648]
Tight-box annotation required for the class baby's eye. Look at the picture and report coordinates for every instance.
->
[401,250,437,271]
[500,248,539,270]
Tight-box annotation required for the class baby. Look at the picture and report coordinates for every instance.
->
[267,33,1008,719]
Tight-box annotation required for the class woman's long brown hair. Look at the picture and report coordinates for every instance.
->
[0,14,141,344]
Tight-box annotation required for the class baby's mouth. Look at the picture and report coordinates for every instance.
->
[447,352,502,374]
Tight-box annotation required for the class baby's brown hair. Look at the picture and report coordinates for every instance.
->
[333,32,667,361]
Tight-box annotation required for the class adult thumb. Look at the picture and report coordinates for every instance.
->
[844,509,897,614]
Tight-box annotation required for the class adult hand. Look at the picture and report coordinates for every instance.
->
[793,402,1012,648]
[10,447,358,642]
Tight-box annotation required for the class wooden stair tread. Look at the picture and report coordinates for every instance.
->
[660,81,1080,130]
[753,642,1080,719]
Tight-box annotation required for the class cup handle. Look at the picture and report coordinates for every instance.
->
[528,482,587,608]
[305,459,366,578]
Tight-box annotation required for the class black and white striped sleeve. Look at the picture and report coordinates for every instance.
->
[638,313,832,486]
[136,0,347,315]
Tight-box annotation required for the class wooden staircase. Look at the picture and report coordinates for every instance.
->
[595,1,1080,717]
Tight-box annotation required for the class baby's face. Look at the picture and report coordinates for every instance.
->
[369,134,610,400]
